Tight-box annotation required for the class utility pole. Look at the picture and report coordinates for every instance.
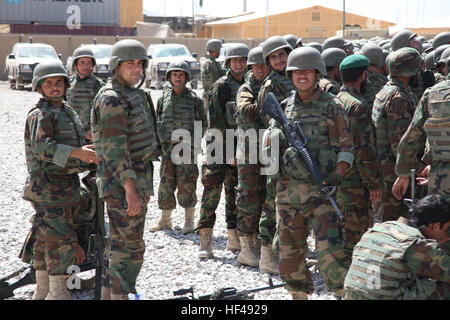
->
[192,0,195,37]
[265,0,269,38]
[342,0,346,38]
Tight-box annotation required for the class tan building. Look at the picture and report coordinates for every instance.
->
[120,0,143,28]
[201,5,395,39]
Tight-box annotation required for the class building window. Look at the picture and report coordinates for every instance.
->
[312,12,320,21]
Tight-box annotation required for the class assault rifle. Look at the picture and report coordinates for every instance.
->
[0,171,106,300]
[261,92,344,221]
[171,278,285,300]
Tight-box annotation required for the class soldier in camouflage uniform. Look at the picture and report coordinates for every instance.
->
[91,39,161,300]
[150,61,207,234]
[344,194,450,300]
[393,52,450,202]
[319,47,347,95]
[391,29,435,102]
[433,45,450,84]
[336,55,383,255]
[263,47,353,299]
[66,47,104,142]
[360,42,389,111]
[372,47,426,222]
[23,61,97,300]
[234,46,271,268]
[201,39,224,113]
[256,36,294,271]
[197,43,248,258]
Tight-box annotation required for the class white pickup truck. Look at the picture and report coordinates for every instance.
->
[5,42,61,90]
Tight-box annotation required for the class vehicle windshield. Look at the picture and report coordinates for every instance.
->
[153,46,190,58]
[90,47,112,59]
[18,47,57,59]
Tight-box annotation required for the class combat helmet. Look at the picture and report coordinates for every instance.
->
[262,36,292,64]
[323,37,347,50]
[225,43,249,65]
[432,31,450,49]
[424,52,436,70]
[360,42,384,67]
[282,34,298,49]
[206,39,222,52]
[286,47,326,77]
[32,60,69,92]
[438,46,450,66]
[388,47,421,77]
[72,47,96,73]
[391,29,417,51]
[322,48,347,67]
[305,42,323,53]
[247,46,265,69]
[109,39,148,71]
[166,61,191,82]
[433,44,450,65]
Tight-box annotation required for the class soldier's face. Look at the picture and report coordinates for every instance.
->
[76,57,94,78]
[209,50,220,59]
[116,59,144,85]
[169,70,187,89]
[39,76,66,102]
[251,63,270,81]
[292,69,317,92]
[229,57,247,76]
[268,49,288,72]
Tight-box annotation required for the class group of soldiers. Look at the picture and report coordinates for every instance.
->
[20,29,450,300]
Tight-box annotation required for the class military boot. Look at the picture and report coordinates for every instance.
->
[182,208,195,234]
[259,245,279,275]
[101,286,111,300]
[46,275,72,300]
[237,233,260,267]
[198,228,214,259]
[32,269,49,300]
[291,291,309,300]
[149,210,172,232]
[226,229,241,252]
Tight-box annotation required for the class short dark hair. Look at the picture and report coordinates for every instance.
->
[411,194,450,229]
[340,66,367,83]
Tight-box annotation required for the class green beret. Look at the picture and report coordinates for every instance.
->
[339,54,370,71]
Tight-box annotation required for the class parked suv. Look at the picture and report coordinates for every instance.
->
[66,43,113,81]
[5,42,60,90]
[146,43,200,89]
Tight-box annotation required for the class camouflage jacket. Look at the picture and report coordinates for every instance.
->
[372,78,418,163]
[269,88,354,203]
[66,73,104,133]
[22,98,92,206]
[319,75,340,95]
[411,70,436,103]
[201,57,224,98]
[337,87,382,199]
[257,69,295,128]
[156,86,207,157]
[91,77,161,200]
[363,69,388,112]
[345,217,450,300]
[434,72,446,85]
[396,75,450,177]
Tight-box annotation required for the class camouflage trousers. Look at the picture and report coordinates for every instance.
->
[258,176,278,246]
[103,196,147,295]
[428,161,450,201]
[236,163,267,234]
[198,163,238,230]
[32,205,78,275]
[158,156,199,210]
[337,187,371,256]
[276,198,350,293]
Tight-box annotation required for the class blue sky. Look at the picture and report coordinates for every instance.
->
[143,0,450,27]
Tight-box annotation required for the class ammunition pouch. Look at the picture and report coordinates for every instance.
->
[281,147,312,181]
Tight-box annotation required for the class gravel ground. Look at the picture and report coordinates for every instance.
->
[0,80,337,300]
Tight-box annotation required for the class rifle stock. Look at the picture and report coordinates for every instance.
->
[261,92,344,221]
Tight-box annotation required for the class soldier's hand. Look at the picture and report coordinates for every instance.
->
[416,177,429,186]
[392,176,409,200]
[124,178,142,217]
[74,242,86,264]
[85,130,93,141]
[70,145,98,164]
[420,165,430,178]
[369,188,382,203]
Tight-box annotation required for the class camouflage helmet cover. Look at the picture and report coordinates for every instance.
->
[32,59,69,91]
[286,46,326,77]
[388,47,422,77]
[360,42,384,67]
[109,39,148,71]
[166,60,191,81]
